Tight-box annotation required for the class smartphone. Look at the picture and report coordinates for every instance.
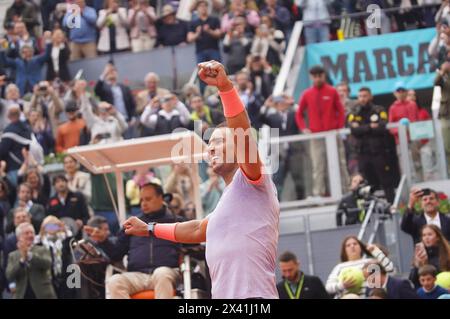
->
[421,188,431,196]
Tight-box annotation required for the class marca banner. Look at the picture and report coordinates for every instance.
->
[306,28,437,96]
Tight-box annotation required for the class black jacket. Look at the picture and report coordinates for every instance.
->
[98,206,182,274]
[336,192,364,226]
[94,80,136,121]
[0,120,32,171]
[384,276,418,299]
[409,245,443,288]
[47,191,90,225]
[259,107,299,136]
[277,273,329,299]
[46,44,71,82]
[401,208,450,244]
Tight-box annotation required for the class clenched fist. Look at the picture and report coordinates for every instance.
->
[197,61,233,92]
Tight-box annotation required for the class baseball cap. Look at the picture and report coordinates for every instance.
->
[65,100,78,113]
[394,81,406,92]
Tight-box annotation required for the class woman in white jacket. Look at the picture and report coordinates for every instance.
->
[97,0,130,53]
[326,235,395,299]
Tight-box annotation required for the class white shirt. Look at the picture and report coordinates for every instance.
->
[425,213,441,229]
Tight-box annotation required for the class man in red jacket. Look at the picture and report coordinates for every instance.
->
[295,65,346,197]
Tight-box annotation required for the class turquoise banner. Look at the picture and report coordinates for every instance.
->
[305,28,437,96]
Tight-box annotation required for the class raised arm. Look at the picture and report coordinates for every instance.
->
[198,61,263,181]
[123,216,208,244]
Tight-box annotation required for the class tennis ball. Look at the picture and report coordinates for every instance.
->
[436,272,450,289]
[338,267,365,294]
[399,118,410,126]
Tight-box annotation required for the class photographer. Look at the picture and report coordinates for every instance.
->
[77,80,128,145]
[401,187,450,244]
[347,87,399,204]
[336,174,368,227]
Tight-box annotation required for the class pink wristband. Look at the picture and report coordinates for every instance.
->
[154,223,178,242]
[219,88,245,118]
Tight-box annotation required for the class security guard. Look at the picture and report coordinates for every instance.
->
[347,87,399,203]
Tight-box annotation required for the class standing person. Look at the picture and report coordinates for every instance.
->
[63,0,98,61]
[277,251,329,299]
[297,0,331,44]
[128,0,157,52]
[46,29,71,83]
[55,102,86,153]
[97,0,131,54]
[123,60,280,299]
[295,65,346,197]
[156,5,189,47]
[347,87,398,203]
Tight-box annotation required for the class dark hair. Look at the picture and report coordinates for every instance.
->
[279,251,298,263]
[340,235,371,262]
[0,178,10,198]
[309,65,325,75]
[369,288,388,299]
[52,174,68,185]
[87,216,108,228]
[420,224,450,271]
[418,264,438,278]
[140,182,164,197]
[359,87,372,94]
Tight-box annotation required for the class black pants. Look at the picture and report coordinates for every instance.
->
[358,153,395,203]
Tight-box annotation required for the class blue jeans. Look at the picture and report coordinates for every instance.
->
[196,49,221,93]
[304,25,330,44]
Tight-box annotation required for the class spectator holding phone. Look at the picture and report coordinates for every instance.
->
[409,224,450,288]
[401,187,450,244]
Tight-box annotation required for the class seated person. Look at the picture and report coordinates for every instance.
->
[336,174,367,226]
[84,182,182,299]
[416,265,449,299]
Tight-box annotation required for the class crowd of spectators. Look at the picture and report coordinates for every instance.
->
[0,0,449,300]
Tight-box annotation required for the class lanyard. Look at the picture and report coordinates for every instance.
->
[284,274,305,299]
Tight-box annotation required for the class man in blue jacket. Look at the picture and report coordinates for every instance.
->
[0,32,52,96]
[84,182,183,299]
[63,0,98,60]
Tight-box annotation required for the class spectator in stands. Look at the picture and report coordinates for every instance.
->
[78,81,128,144]
[95,63,136,122]
[200,166,225,216]
[169,192,185,218]
[245,55,274,100]
[250,20,285,72]
[7,21,39,58]
[156,5,189,47]
[260,0,292,36]
[165,163,195,204]
[188,94,224,132]
[362,260,417,299]
[183,201,197,220]
[46,29,71,83]
[84,182,182,299]
[26,109,55,155]
[47,175,90,236]
[326,236,394,299]
[360,0,391,36]
[259,94,305,200]
[434,60,450,175]
[223,17,252,75]
[1,83,28,113]
[401,187,450,244]
[0,32,52,96]
[136,72,170,115]
[63,0,98,60]
[35,215,74,298]
[347,87,398,203]
[233,70,264,127]
[55,101,86,153]
[298,0,330,44]
[336,82,357,115]
[63,155,92,203]
[188,0,222,93]
[6,182,46,234]
[0,177,14,219]
[6,222,57,299]
[277,251,329,299]
[416,264,449,299]
[0,105,32,186]
[18,167,51,207]
[4,0,40,36]
[140,93,190,136]
[336,173,368,227]
[409,224,450,288]
[97,0,131,54]
[221,0,260,33]
[27,81,64,136]
[296,65,345,197]
[128,0,157,52]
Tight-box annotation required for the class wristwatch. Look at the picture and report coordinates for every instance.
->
[147,222,156,236]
